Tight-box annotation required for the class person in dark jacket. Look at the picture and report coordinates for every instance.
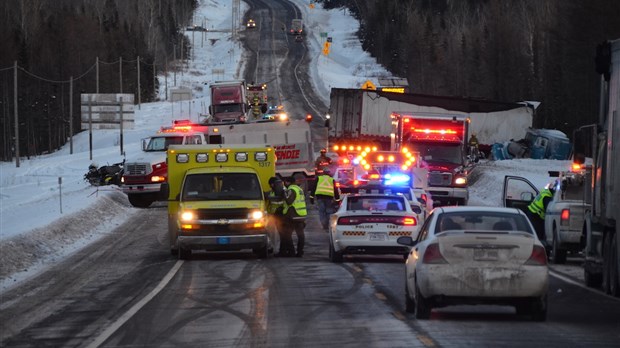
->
[267,177,291,257]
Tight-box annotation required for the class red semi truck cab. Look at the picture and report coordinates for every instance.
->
[121,122,210,208]
[209,80,248,124]
[394,113,471,206]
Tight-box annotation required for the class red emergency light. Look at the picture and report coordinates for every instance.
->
[407,126,461,142]
[411,127,458,135]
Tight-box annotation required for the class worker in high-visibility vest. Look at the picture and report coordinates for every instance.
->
[280,175,308,257]
[525,181,556,250]
[309,167,340,231]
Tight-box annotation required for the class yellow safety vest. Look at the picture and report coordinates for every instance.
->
[527,189,553,219]
[283,184,307,217]
[315,175,335,197]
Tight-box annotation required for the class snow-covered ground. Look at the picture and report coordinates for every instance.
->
[0,0,571,292]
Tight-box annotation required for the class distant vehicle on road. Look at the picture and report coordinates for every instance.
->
[397,206,549,321]
[290,19,303,35]
[246,19,256,28]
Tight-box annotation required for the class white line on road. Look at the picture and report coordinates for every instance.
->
[550,269,620,301]
[85,260,184,348]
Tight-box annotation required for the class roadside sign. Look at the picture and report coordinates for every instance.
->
[327,37,332,43]
[320,32,328,38]
[80,94,135,130]
[361,80,376,90]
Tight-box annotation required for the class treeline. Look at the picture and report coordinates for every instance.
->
[320,0,620,135]
[0,0,196,161]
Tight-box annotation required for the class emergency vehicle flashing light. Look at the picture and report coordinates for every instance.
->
[383,173,411,186]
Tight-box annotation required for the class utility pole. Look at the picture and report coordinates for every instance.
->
[137,56,141,109]
[69,76,73,154]
[96,56,99,94]
[13,61,19,167]
[173,44,177,86]
[119,56,123,93]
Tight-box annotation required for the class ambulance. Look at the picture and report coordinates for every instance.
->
[161,144,276,259]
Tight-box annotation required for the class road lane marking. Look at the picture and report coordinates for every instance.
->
[550,269,620,301]
[85,260,184,348]
[416,334,437,347]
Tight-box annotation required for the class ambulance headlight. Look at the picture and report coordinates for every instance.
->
[180,211,195,221]
[250,210,264,219]
[454,177,467,185]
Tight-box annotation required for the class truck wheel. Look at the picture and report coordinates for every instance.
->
[584,262,603,288]
[610,233,619,297]
[552,229,567,264]
[128,194,155,208]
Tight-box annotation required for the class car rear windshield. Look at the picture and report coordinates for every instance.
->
[347,196,405,211]
[436,211,533,234]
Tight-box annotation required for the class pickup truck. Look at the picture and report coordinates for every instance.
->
[502,171,590,263]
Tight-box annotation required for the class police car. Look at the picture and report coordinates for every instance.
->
[328,193,422,262]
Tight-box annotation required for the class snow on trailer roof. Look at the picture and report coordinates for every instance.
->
[333,88,537,113]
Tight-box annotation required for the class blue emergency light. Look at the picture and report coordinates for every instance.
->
[383,173,411,186]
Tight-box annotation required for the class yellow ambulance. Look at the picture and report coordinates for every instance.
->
[162,144,276,259]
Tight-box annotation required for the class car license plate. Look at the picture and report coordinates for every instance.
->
[369,232,387,241]
[217,237,230,245]
[474,248,498,261]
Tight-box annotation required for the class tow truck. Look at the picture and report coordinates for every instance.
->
[122,121,211,208]
[393,112,472,206]
[331,146,433,216]
[161,144,276,259]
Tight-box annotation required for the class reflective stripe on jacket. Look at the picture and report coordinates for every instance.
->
[283,184,307,217]
[527,188,552,219]
[314,175,335,197]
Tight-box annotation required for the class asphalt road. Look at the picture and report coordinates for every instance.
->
[2,1,620,347]
[1,197,619,347]
[241,0,329,151]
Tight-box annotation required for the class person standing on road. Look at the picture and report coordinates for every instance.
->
[267,177,292,257]
[525,181,556,249]
[314,148,333,174]
[309,168,340,231]
[282,175,308,257]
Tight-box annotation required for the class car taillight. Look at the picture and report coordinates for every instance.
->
[525,245,548,266]
[560,209,570,226]
[338,217,360,225]
[395,217,417,226]
[422,243,447,264]
[338,216,416,225]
